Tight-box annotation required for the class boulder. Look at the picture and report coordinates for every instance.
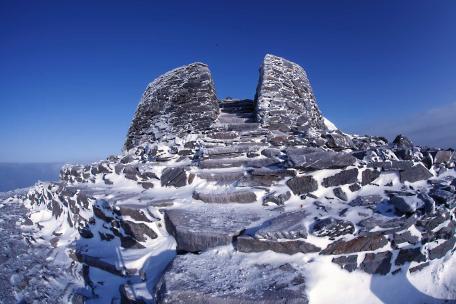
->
[286,147,356,170]
[255,54,327,135]
[322,168,358,188]
[360,251,392,275]
[392,134,413,149]
[311,218,355,238]
[325,133,353,150]
[161,167,187,188]
[434,150,454,164]
[120,221,157,242]
[349,195,383,208]
[395,248,426,265]
[399,164,433,183]
[321,234,388,255]
[236,235,320,255]
[333,187,348,201]
[332,255,357,272]
[393,231,419,246]
[286,175,318,195]
[428,238,456,260]
[262,191,291,206]
[124,62,219,150]
[389,194,421,214]
[361,169,381,186]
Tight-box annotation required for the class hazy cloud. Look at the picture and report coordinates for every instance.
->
[352,102,456,149]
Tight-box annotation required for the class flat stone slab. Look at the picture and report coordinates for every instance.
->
[399,163,433,183]
[321,234,388,255]
[193,189,257,204]
[156,251,308,303]
[164,207,267,252]
[236,236,320,255]
[286,147,356,170]
[253,210,309,240]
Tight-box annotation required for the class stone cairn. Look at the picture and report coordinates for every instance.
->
[22,54,455,303]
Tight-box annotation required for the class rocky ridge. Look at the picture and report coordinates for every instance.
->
[2,54,456,303]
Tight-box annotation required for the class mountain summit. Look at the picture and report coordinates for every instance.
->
[2,55,456,303]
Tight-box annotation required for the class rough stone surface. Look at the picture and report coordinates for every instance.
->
[333,187,348,201]
[389,194,420,214]
[311,217,355,238]
[332,255,358,272]
[255,54,327,134]
[156,252,308,304]
[253,210,308,240]
[164,207,264,252]
[161,167,187,188]
[124,63,218,149]
[395,248,426,265]
[322,168,358,188]
[236,236,320,255]
[286,148,356,171]
[321,234,388,255]
[399,164,433,183]
[361,169,381,186]
[286,175,318,195]
[360,251,392,275]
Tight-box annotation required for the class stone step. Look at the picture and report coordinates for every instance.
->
[217,113,256,124]
[219,106,255,114]
[204,145,262,157]
[224,122,260,131]
[196,170,246,185]
[199,157,281,169]
[193,189,257,204]
[219,99,254,108]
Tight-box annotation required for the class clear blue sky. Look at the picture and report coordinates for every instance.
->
[1,1,456,162]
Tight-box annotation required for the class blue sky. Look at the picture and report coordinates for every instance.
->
[1,1,456,162]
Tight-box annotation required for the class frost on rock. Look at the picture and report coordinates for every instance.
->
[3,54,456,303]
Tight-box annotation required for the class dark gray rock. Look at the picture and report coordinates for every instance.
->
[255,54,327,135]
[311,218,355,238]
[434,150,454,164]
[156,252,308,304]
[262,191,291,206]
[393,134,413,149]
[325,133,353,150]
[389,194,420,214]
[121,221,157,242]
[192,189,257,204]
[333,187,348,201]
[322,168,358,188]
[261,148,282,158]
[399,163,433,183]
[349,195,383,207]
[164,207,263,252]
[332,255,357,272]
[349,183,361,192]
[321,234,388,255]
[286,175,318,195]
[418,193,436,214]
[380,160,414,171]
[395,248,426,265]
[161,167,187,188]
[361,169,381,186]
[430,189,456,207]
[428,237,456,260]
[236,235,320,255]
[254,210,308,240]
[286,147,356,170]
[393,231,419,246]
[360,251,392,275]
[124,62,219,150]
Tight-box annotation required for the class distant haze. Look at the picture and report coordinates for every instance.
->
[0,163,64,192]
